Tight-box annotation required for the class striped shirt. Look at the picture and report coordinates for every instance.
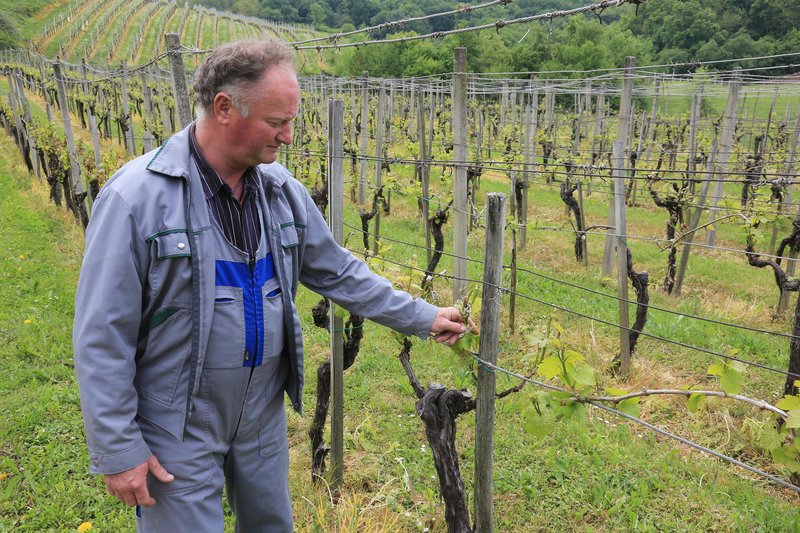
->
[189,125,261,258]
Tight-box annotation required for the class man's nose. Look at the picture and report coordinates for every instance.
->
[278,123,293,145]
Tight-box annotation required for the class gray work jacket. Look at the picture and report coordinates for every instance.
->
[73,125,438,475]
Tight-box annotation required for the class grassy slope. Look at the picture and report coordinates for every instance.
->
[3,3,800,530]
[2,101,800,531]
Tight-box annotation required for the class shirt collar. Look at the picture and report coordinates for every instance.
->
[189,124,258,201]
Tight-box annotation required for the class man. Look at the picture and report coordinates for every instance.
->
[73,39,474,532]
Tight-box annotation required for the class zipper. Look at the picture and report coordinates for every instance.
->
[248,253,258,370]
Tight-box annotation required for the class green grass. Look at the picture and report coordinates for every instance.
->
[4,51,800,531]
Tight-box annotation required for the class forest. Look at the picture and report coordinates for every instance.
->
[2,0,800,76]
[179,0,800,76]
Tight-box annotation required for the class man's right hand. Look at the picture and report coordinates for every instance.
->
[104,455,174,507]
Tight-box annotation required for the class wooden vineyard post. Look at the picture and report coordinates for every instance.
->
[613,141,631,376]
[578,181,588,266]
[706,76,741,247]
[674,142,717,296]
[119,62,136,156]
[155,73,173,135]
[418,87,432,266]
[778,103,800,314]
[603,57,635,276]
[452,47,468,302]
[686,87,703,194]
[140,69,155,145]
[5,68,23,152]
[372,81,386,257]
[590,82,607,170]
[165,33,193,129]
[474,192,506,533]
[639,79,660,184]
[358,72,368,206]
[53,61,88,222]
[521,88,538,251]
[38,60,55,123]
[327,99,345,490]
[509,229,517,334]
[13,70,40,179]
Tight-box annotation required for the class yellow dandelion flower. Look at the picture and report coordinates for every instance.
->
[77,522,93,532]
[24,319,32,325]
[19,255,25,260]
[0,473,7,481]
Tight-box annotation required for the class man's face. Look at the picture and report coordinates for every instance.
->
[226,64,300,167]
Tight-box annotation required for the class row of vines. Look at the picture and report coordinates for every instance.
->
[4,44,800,529]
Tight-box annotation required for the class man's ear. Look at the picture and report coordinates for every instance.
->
[213,92,233,124]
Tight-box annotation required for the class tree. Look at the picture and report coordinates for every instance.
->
[625,0,721,57]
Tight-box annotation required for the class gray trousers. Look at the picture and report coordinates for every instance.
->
[136,360,292,532]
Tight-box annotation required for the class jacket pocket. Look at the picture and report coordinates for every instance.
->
[204,286,246,369]
[149,230,192,259]
[278,222,301,294]
[146,230,193,302]
[261,278,284,363]
[136,307,192,407]
[258,394,288,459]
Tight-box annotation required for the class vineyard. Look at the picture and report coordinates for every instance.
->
[3,0,800,531]
[30,0,319,67]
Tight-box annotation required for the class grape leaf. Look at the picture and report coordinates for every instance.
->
[776,395,800,411]
[537,355,562,380]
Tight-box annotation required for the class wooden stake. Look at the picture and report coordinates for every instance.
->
[452,47,469,302]
[603,57,635,276]
[358,72,368,205]
[474,192,506,533]
[327,99,345,490]
[165,33,192,129]
[613,140,630,376]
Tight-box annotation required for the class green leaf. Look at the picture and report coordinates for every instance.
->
[784,459,800,474]
[605,387,627,396]
[617,398,640,418]
[524,408,556,438]
[526,333,548,348]
[563,349,585,364]
[707,363,724,376]
[785,410,800,429]
[720,369,743,395]
[728,360,747,374]
[776,396,800,411]
[537,355,562,380]
[451,336,470,358]
[470,333,481,352]
[563,401,587,421]
[771,444,798,465]
[571,364,596,387]
[552,321,564,336]
[687,393,704,413]
[551,391,573,402]
[757,424,782,452]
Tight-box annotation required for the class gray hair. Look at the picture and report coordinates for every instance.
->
[193,39,296,118]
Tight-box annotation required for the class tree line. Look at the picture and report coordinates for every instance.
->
[191,0,800,77]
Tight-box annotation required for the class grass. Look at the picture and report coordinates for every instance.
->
[4,56,800,533]
[3,128,799,530]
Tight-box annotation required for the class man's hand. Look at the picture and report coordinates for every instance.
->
[429,307,478,346]
[104,455,174,507]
